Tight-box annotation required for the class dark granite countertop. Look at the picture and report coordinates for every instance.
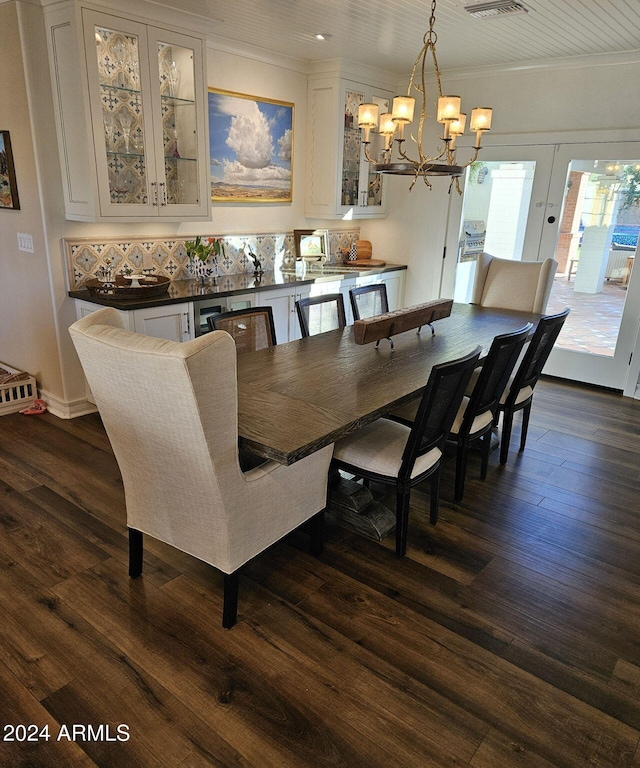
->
[68,264,407,310]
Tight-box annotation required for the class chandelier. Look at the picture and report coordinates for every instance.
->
[358,0,493,191]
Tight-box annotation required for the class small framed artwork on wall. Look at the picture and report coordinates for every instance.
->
[0,131,20,210]
[208,89,294,203]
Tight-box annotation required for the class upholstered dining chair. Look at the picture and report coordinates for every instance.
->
[349,284,389,321]
[471,253,558,314]
[331,345,481,557]
[296,293,347,337]
[69,307,333,629]
[497,308,570,464]
[207,306,277,354]
[393,324,532,503]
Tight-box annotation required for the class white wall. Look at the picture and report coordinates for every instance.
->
[0,2,62,397]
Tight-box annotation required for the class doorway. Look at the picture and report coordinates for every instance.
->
[442,140,640,393]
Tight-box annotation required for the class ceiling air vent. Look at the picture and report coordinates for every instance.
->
[464,1,529,19]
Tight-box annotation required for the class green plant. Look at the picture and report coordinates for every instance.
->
[184,236,226,263]
[468,161,487,184]
[620,164,640,211]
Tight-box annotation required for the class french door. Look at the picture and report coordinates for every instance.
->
[443,140,640,394]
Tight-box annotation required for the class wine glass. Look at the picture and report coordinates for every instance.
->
[112,39,128,87]
[118,110,134,154]
[103,112,116,151]
[127,48,139,89]
[167,61,181,98]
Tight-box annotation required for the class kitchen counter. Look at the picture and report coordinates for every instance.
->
[68,264,407,310]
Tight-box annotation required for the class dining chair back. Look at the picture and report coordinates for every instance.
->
[471,253,557,314]
[331,345,482,557]
[349,284,389,321]
[69,307,333,629]
[208,306,277,354]
[450,323,533,501]
[498,307,570,464]
[296,293,347,337]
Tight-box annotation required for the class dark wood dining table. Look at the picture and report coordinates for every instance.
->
[237,303,540,465]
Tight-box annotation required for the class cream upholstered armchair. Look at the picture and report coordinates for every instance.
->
[471,253,558,314]
[69,308,333,629]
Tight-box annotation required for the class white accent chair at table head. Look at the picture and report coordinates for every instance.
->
[69,307,333,629]
[471,253,558,314]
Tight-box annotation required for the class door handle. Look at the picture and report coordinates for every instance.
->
[151,182,158,206]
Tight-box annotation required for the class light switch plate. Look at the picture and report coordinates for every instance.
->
[17,233,35,253]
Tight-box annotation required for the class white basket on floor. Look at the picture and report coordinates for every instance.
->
[0,363,38,416]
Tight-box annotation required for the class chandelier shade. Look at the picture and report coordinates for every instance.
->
[357,0,495,190]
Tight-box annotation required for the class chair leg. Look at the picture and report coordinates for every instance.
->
[309,509,325,557]
[500,409,514,465]
[430,468,441,525]
[480,431,491,480]
[395,486,411,558]
[222,572,239,629]
[455,441,469,503]
[128,528,143,578]
[520,402,532,452]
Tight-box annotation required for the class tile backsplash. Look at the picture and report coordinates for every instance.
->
[64,229,360,290]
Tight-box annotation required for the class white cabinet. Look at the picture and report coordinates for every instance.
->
[258,285,312,342]
[74,300,193,341]
[132,304,193,342]
[46,4,209,222]
[306,75,394,219]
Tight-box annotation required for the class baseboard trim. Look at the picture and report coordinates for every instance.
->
[39,388,98,419]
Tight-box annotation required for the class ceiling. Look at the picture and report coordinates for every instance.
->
[151,0,640,74]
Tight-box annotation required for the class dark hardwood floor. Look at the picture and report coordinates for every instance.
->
[1,378,639,767]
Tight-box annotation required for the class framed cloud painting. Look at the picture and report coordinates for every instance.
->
[208,89,293,203]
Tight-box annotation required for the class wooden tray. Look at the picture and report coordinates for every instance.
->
[84,275,170,299]
[346,258,387,268]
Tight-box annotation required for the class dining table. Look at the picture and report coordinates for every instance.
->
[236,302,541,466]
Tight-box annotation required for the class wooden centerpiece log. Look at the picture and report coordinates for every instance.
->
[353,299,453,346]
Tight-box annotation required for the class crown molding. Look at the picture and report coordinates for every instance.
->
[430,48,640,83]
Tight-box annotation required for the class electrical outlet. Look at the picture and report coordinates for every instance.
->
[17,233,35,253]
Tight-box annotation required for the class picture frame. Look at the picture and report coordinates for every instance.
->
[208,88,294,203]
[0,131,20,210]
[294,229,329,262]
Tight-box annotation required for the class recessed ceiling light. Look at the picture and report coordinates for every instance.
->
[315,33,333,41]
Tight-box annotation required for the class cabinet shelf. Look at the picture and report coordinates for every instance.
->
[161,94,196,107]
[99,82,142,96]
[164,155,197,163]
[107,150,145,159]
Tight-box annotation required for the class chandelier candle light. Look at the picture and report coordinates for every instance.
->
[358,0,493,191]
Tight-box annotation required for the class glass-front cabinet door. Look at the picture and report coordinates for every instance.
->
[150,28,206,215]
[84,10,208,219]
[93,18,152,213]
[339,83,390,217]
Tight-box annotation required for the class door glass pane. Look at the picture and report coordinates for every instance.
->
[546,159,640,357]
[453,160,536,302]
[158,42,199,206]
[95,26,149,205]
